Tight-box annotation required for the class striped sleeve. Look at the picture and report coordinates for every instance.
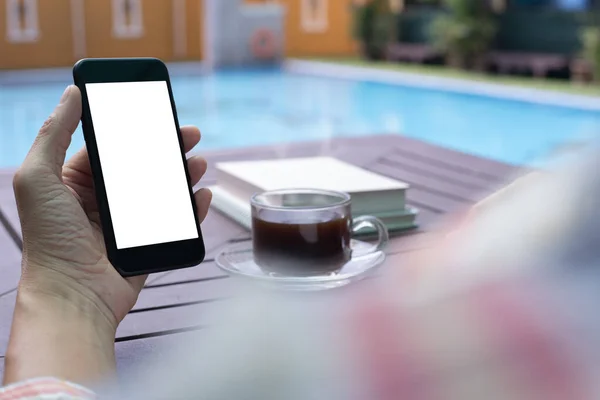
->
[0,378,95,400]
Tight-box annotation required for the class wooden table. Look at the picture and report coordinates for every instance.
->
[0,135,519,378]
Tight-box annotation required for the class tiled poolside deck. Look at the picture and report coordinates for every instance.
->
[0,135,520,377]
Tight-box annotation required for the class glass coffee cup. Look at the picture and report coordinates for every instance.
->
[251,189,389,277]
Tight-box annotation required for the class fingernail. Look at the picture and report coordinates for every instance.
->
[59,86,71,104]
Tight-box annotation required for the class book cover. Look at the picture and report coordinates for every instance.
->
[215,157,409,215]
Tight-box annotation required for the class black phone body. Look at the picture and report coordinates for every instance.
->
[73,58,205,276]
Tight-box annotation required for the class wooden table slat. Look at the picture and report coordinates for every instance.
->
[370,162,479,205]
[0,173,19,244]
[115,330,201,375]
[0,173,21,297]
[380,153,501,192]
[390,136,520,180]
[118,282,234,340]
[0,293,16,358]
[133,266,232,311]
[145,252,230,289]
[117,304,208,341]
[394,184,466,213]
[376,156,497,196]
[0,226,20,297]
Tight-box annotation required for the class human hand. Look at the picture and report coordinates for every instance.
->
[13,85,212,329]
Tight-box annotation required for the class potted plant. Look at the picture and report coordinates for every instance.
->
[428,0,497,70]
[352,0,397,60]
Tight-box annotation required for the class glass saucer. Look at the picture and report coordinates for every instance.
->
[215,240,386,291]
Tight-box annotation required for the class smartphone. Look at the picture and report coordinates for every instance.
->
[73,58,205,276]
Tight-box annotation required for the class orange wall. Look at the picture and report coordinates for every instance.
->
[280,0,357,57]
[186,0,203,60]
[0,0,355,70]
[0,0,75,69]
[81,0,205,61]
[84,0,173,59]
[0,0,204,70]
[246,0,357,57]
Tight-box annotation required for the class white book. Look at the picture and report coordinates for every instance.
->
[209,185,419,235]
[215,157,409,215]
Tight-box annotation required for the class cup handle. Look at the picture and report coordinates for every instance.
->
[351,215,389,257]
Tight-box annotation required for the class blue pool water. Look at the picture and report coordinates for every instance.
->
[1,69,600,168]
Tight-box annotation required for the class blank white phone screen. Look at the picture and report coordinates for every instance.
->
[85,81,198,249]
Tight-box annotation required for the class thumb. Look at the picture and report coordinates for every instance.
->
[25,85,82,176]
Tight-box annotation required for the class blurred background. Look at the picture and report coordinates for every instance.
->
[1,0,600,168]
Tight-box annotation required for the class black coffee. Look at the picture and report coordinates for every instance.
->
[252,216,351,276]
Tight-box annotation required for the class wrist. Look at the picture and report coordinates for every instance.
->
[19,259,119,328]
[4,271,117,386]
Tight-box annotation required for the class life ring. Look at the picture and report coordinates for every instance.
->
[250,28,277,60]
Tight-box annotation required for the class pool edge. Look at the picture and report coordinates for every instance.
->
[284,59,600,112]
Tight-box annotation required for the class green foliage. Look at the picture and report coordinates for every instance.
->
[580,9,600,27]
[429,0,497,69]
[581,26,600,80]
[352,0,397,60]
[579,10,600,80]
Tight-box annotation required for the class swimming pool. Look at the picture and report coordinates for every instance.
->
[1,68,599,168]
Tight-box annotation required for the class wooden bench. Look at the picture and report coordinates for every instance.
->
[386,43,440,64]
[570,58,594,83]
[487,51,570,78]
[0,135,520,378]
